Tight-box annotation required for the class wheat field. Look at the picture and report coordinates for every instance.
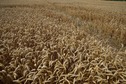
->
[0,0,126,84]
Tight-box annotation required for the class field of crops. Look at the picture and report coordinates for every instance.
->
[0,0,126,84]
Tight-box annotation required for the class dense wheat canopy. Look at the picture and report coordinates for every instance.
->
[0,0,126,84]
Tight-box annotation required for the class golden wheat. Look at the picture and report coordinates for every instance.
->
[0,0,126,84]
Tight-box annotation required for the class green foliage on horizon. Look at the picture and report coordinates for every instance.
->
[107,0,126,1]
